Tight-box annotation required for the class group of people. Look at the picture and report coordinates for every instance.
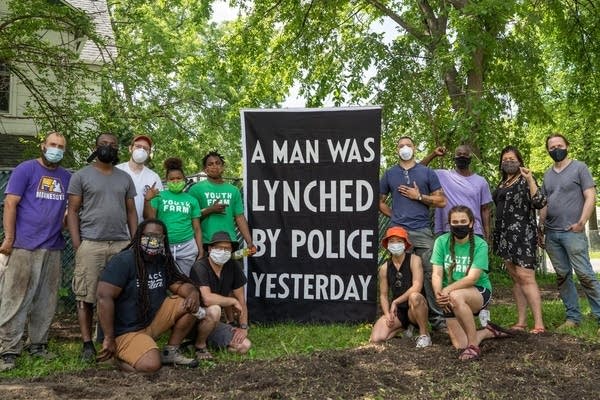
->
[0,130,597,369]
[0,132,254,372]
[373,134,599,361]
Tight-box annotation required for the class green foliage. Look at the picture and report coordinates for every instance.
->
[105,0,294,175]
[0,0,111,165]
[6,0,599,181]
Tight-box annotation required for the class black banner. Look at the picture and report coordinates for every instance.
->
[242,108,381,323]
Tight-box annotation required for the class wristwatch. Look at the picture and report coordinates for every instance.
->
[417,194,423,202]
[239,323,249,330]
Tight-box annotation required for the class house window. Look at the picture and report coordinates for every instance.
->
[0,63,10,113]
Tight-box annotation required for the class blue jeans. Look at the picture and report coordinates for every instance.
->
[545,230,600,323]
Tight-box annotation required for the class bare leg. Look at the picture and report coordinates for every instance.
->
[167,313,197,346]
[77,302,94,342]
[407,293,429,336]
[195,305,220,349]
[507,262,528,327]
[514,266,545,330]
[370,315,402,343]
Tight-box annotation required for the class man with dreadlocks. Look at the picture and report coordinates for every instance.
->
[96,219,201,372]
[431,205,512,361]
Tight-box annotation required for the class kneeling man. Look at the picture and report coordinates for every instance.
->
[190,231,251,359]
[97,219,200,372]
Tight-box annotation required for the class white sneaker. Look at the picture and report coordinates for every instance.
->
[415,334,432,348]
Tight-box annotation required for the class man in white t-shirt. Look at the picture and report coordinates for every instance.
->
[117,135,163,223]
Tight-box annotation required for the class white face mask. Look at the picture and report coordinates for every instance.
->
[398,146,413,161]
[388,242,405,256]
[209,248,231,265]
[132,148,149,164]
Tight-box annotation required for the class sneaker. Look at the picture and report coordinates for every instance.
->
[403,324,414,338]
[557,320,579,330]
[81,342,96,363]
[0,354,16,372]
[415,334,432,348]
[28,343,56,360]
[161,345,198,368]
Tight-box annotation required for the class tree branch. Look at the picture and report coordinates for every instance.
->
[365,0,429,43]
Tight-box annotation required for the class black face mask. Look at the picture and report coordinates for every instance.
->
[454,156,472,170]
[450,224,470,240]
[96,145,119,165]
[549,148,568,162]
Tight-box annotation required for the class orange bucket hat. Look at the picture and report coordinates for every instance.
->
[381,226,412,250]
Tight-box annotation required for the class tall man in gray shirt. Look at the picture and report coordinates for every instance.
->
[67,133,138,361]
[539,133,600,331]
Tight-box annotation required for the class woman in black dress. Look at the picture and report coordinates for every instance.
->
[493,146,547,333]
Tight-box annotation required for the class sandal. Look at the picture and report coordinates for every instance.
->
[459,344,480,361]
[486,322,513,339]
[510,324,527,331]
[529,327,545,334]
[195,347,214,361]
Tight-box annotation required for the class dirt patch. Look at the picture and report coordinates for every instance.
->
[2,283,599,399]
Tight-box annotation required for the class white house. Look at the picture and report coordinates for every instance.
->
[0,0,116,168]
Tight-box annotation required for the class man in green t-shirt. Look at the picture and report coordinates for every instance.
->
[188,151,255,252]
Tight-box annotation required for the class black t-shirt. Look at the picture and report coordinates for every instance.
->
[99,248,177,337]
[189,257,247,296]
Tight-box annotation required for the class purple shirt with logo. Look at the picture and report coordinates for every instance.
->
[5,159,71,250]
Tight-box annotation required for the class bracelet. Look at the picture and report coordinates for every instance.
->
[239,323,249,330]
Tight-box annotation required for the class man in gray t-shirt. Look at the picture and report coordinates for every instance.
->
[540,133,600,330]
[67,133,138,362]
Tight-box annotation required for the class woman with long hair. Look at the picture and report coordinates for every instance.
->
[493,146,546,333]
[432,205,512,361]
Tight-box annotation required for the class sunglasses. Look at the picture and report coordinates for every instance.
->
[403,169,410,185]
[394,271,403,288]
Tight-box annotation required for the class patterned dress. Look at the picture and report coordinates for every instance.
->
[492,175,547,268]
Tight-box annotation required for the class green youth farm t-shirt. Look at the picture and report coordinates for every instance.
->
[150,189,200,244]
[430,232,492,292]
[188,180,244,243]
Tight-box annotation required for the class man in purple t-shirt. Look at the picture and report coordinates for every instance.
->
[421,145,493,241]
[0,132,71,371]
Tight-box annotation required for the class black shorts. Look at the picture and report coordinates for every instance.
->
[395,306,410,328]
[443,286,492,318]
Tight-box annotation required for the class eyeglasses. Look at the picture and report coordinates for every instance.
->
[211,245,233,252]
[402,169,410,185]
[394,271,403,287]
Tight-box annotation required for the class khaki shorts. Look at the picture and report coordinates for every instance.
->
[114,296,185,367]
[72,240,129,303]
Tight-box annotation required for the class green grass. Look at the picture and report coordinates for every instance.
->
[590,251,600,259]
[2,270,599,378]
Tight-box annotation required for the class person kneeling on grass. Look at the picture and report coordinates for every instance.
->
[370,226,432,348]
[431,205,512,361]
[188,231,252,359]
[96,219,201,372]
